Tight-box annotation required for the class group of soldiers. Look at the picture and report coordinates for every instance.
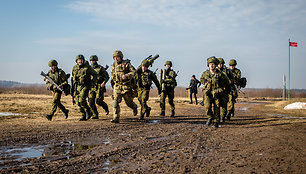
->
[43,50,178,123]
[43,51,242,128]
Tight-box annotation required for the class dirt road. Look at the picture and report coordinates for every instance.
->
[0,94,305,173]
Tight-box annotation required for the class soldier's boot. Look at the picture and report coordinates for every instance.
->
[133,106,138,116]
[212,122,220,128]
[195,98,198,105]
[111,118,120,123]
[86,110,92,120]
[206,118,212,126]
[46,114,53,121]
[170,110,175,118]
[146,107,151,117]
[220,117,226,123]
[79,114,87,121]
[160,110,165,116]
[140,113,145,120]
[92,114,99,119]
[105,108,109,115]
[64,109,69,119]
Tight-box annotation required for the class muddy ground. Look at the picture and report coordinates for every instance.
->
[0,94,305,173]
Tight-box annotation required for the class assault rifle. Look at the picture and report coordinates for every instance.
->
[40,71,64,93]
[71,78,77,105]
[145,54,159,67]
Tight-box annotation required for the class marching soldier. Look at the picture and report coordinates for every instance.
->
[44,60,69,121]
[136,60,161,120]
[217,58,234,122]
[72,54,98,121]
[227,59,241,119]
[160,61,177,117]
[200,57,229,128]
[110,50,138,123]
[88,55,110,119]
[186,75,201,104]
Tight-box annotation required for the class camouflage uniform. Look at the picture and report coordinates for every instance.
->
[45,60,69,121]
[136,60,161,119]
[160,61,177,117]
[227,59,241,118]
[88,55,110,119]
[111,50,138,123]
[217,58,234,122]
[72,54,98,121]
[200,57,229,127]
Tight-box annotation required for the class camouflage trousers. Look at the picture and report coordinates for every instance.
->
[88,89,109,117]
[76,85,91,116]
[160,88,175,112]
[204,94,221,123]
[137,88,150,116]
[219,93,229,119]
[227,91,238,115]
[49,91,67,115]
[112,90,137,120]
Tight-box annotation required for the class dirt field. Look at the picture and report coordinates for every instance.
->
[0,94,305,173]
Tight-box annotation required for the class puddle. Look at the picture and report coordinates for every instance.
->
[266,113,306,120]
[119,133,131,136]
[239,107,248,111]
[0,112,28,117]
[238,102,266,105]
[149,120,160,124]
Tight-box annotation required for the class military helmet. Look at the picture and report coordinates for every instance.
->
[48,60,58,67]
[141,60,150,67]
[89,55,98,61]
[164,60,172,67]
[75,54,85,62]
[207,56,218,67]
[218,58,225,64]
[229,59,237,66]
[113,50,123,59]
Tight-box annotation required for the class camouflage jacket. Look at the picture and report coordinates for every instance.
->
[136,68,161,92]
[200,68,230,98]
[111,59,136,92]
[218,66,234,93]
[163,69,177,89]
[230,68,241,87]
[72,63,97,87]
[45,68,68,91]
[91,63,109,89]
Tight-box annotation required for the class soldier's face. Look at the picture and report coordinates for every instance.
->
[209,63,216,70]
[218,64,223,69]
[90,60,96,65]
[114,56,122,63]
[229,65,235,69]
[142,66,148,72]
[77,59,84,65]
[50,66,57,72]
[166,64,171,70]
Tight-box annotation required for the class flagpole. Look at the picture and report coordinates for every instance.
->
[288,38,290,100]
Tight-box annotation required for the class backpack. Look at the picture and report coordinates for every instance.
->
[239,77,247,88]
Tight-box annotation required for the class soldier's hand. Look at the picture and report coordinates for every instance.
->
[122,74,127,80]
[45,79,50,84]
[101,83,105,88]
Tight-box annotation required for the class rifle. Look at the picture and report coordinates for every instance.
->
[70,78,77,105]
[40,71,64,93]
[104,65,109,70]
[159,69,166,91]
[145,54,159,67]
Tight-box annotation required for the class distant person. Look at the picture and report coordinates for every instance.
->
[72,54,98,121]
[44,60,69,121]
[227,59,241,119]
[186,75,201,104]
[88,55,110,119]
[200,57,229,128]
[136,60,161,120]
[217,58,234,122]
[110,50,138,123]
[160,61,177,117]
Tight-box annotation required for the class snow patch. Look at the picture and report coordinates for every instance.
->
[284,102,306,110]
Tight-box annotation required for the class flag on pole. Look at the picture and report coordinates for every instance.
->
[289,42,298,47]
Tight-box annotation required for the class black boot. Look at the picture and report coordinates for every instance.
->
[133,106,138,116]
[64,110,69,119]
[105,108,109,115]
[111,118,120,123]
[140,114,145,120]
[170,110,175,117]
[92,115,99,119]
[46,114,53,121]
[206,118,212,126]
[212,122,219,128]
[79,114,87,121]
[146,107,151,117]
[86,111,92,120]
[160,111,165,116]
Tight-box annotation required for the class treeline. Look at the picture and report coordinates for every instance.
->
[1,86,305,98]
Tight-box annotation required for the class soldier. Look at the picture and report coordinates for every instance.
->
[72,54,98,121]
[186,75,201,104]
[160,61,177,117]
[44,60,69,121]
[217,58,234,122]
[136,60,161,120]
[227,59,241,119]
[110,50,138,123]
[200,57,229,128]
[88,55,110,119]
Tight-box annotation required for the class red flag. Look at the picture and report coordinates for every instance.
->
[289,42,298,47]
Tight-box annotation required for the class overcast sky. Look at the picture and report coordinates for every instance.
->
[1,0,305,89]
